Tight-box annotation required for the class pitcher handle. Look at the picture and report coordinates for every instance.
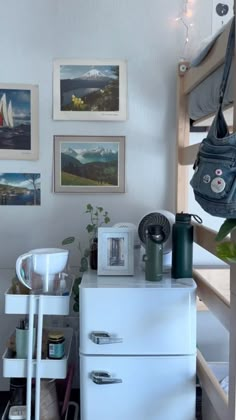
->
[16,253,32,290]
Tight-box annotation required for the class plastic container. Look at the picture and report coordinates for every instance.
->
[8,405,26,420]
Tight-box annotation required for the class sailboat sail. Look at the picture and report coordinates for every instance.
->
[7,101,14,128]
[0,94,14,128]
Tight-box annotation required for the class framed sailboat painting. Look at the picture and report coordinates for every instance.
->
[0,83,39,160]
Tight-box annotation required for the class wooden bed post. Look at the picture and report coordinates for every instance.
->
[228,6,236,419]
[176,62,190,213]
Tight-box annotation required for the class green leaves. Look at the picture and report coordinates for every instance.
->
[73,302,79,312]
[86,203,93,212]
[215,219,236,262]
[80,256,89,272]
[85,204,110,238]
[215,219,236,242]
[216,242,236,263]
[72,276,82,295]
[86,224,95,233]
[61,236,75,245]
[61,203,111,312]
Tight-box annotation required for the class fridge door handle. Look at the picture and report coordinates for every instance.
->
[90,331,123,345]
[91,371,122,385]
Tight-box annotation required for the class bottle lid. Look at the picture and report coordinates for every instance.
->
[176,213,191,222]
[175,212,202,224]
[48,331,64,340]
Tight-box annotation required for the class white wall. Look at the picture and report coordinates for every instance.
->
[0,0,213,270]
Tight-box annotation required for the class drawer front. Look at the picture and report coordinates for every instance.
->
[80,287,196,355]
[80,354,196,420]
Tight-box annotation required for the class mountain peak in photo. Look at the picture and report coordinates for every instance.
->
[80,69,108,80]
[64,147,78,158]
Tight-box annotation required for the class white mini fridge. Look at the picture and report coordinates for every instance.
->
[79,270,196,420]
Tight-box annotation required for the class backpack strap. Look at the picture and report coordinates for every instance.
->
[219,16,235,106]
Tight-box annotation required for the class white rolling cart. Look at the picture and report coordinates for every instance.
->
[2,287,73,420]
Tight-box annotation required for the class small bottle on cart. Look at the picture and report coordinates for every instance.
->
[47,331,65,359]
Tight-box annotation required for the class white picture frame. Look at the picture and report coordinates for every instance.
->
[98,227,134,276]
[53,58,127,121]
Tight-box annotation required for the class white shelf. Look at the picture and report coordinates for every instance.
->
[2,327,73,379]
[5,284,72,315]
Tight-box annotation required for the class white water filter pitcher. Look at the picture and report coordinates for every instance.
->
[15,248,69,293]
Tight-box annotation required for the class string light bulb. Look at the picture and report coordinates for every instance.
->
[175,0,195,60]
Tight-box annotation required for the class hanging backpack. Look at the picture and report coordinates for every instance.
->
[190,17,236,218]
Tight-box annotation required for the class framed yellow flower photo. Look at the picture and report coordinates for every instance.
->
[53,59,127,121]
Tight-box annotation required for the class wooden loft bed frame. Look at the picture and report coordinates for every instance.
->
[176,11,236,420]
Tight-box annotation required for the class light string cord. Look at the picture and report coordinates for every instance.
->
[176,16,190,55]
[175,0,194,60]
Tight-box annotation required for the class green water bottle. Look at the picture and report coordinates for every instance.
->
[171,212,202,279]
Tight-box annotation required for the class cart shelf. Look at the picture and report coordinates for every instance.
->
[5,282,73,315]
[3,327,73,379]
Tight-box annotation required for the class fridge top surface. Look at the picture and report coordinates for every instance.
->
[80,270,196,290]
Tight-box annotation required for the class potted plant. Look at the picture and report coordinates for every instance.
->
[62,204,111,311]
[215,219,236,262]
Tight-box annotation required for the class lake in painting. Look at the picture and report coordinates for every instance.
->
[0,173,41,205]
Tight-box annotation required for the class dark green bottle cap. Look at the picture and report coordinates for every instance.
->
[175,212,191,222]
[175,212,203,224]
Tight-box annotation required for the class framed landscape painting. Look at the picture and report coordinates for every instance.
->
[0,83,39,160]
[53,59,127,121]
[0,173,41,205]
[54,135,125,193]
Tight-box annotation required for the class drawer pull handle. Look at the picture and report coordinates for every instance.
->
[90,331,123,345]
[91,371,122,385]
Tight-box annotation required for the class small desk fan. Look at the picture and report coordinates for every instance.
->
[138,210,175,268]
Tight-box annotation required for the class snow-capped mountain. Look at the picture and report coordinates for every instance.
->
[63,147,78,159]
[80,69,109,80]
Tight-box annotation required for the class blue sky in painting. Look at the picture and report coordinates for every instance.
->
[0,89,30,121]
[60,65,118,80]
[0,173,40,190]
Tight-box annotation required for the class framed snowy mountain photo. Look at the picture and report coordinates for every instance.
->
[0,83,39,160]
[53,59,127,121]
[53,135,125,193]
